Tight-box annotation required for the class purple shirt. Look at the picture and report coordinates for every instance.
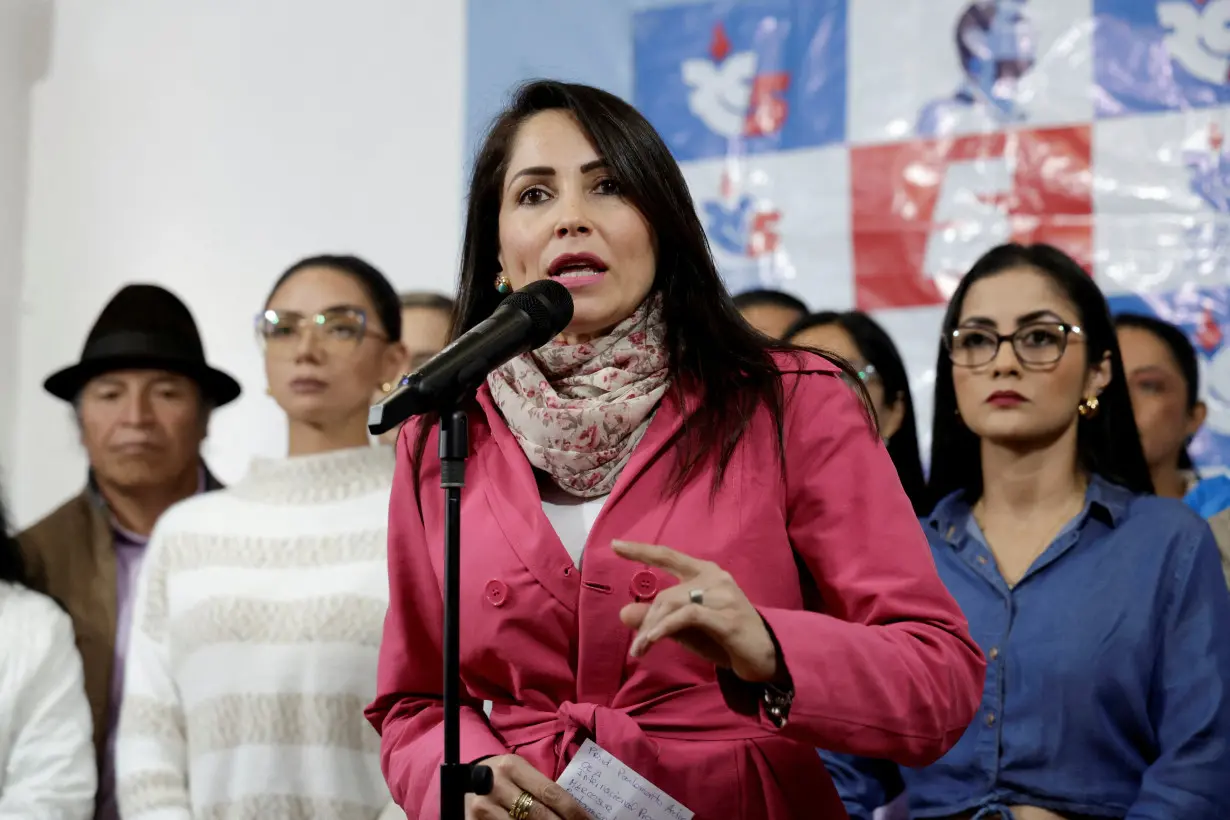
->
[94,468,206,820]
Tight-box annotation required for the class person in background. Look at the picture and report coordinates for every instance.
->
[787,310,929,515]
[398,291,454,372]
[116,255,408,820]
[376,291,454,446]
[367,79,984,820]
[732,288,807,339]
[824,243,1230,818]
[17,284,239,820]
[0,487,96,818]
[1115,312,1230,584]
[787,309,925,820]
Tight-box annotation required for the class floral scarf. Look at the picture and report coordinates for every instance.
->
[486,293,669,498]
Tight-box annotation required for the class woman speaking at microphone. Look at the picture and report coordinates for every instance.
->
[365,80,986,820]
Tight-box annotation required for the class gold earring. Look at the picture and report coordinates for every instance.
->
[1078,395,1100,418]
[495,274,512,294]
[381,382,393,394]
[265,385,272,396]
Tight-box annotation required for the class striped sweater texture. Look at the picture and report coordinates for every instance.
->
[115,445,398,820]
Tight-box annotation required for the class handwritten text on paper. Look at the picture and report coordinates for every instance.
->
[557,739,694,820]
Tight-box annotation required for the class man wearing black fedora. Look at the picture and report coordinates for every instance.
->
[17,283,240,820]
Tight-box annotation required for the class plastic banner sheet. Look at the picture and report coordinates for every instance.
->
[466,0,1230,474]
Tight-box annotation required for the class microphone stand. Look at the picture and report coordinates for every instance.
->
[438,407,493,819]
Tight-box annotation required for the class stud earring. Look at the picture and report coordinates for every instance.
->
[265,386,272,396]
[1077,395,1100,418]
[495,274,512,294]
[381,382,393,394]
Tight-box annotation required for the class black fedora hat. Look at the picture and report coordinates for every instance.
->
[44,283,242,407]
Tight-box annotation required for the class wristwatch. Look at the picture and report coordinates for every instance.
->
[762,682,794,728]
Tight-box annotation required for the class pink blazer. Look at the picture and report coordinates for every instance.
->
[367,353,985,820]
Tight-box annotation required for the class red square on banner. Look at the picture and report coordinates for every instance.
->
[850,126,1093,311]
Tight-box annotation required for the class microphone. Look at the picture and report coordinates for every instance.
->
[368,279,574,434]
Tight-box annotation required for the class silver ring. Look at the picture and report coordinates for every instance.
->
[689,588,705,606]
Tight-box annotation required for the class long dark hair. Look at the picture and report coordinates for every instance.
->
[928,243,1153,505]
[421,79,871,492]
[1114,312,1200,470]
[787,310,929,514]
[0,492,30,588]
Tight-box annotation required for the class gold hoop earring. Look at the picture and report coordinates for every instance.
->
[495,274,512,294]
[1078,395,1100,418]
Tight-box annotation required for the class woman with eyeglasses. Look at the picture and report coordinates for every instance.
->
[786,311,929,516]
[822,243,1230,819]
[116,255,409,820]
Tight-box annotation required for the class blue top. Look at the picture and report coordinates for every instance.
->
[1184,473,1230,520]
[822,475,1230,819]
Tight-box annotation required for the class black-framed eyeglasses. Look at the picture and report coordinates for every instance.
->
[945,321,1083,368]
[255,306,385,355]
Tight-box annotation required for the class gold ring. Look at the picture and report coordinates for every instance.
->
[510,790,536,820]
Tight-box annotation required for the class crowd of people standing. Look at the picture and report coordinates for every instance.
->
[1,79,1229,820]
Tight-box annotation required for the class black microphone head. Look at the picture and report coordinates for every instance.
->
[505,279,574,347]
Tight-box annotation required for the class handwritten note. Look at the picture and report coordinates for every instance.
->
[557,739,694,820]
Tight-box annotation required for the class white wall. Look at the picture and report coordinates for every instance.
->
[9,0,467,526]
[0,0,52,508]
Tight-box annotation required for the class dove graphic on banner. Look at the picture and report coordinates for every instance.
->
[681,28,758,139]
[1095,0,1230,115]
[703,168,782,259]
[1159,0,1230,86]
[677,23,790,142]
[633,0,846,163]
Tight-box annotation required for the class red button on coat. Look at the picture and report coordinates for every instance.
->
[630,569,658,598]
[484,580,509,607]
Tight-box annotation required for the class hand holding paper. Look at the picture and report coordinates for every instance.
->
[557,739,695,820]
[463,753,590,820]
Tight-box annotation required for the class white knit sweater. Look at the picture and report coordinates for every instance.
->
[115,445,398,820]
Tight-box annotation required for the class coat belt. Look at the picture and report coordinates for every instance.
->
[489,683,777,779]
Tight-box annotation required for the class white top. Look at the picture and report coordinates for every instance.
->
[0,581,96,820]
[540,481,607,567]
[116,446,401,820]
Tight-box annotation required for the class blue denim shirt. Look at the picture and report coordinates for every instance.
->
[822,476,1230,819]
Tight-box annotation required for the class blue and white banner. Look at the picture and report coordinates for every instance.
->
[466,0,1230,474]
